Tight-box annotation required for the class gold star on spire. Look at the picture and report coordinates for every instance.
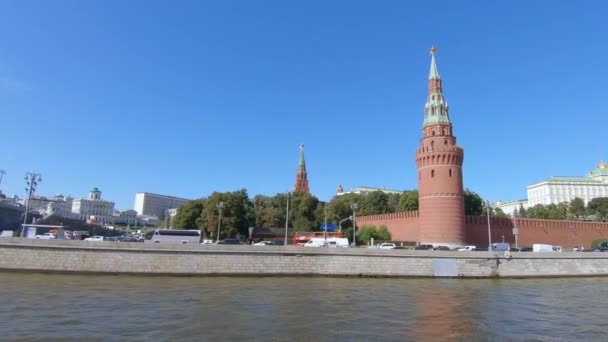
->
[430,46,437,55]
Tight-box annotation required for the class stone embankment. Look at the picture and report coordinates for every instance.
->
[1,238,607,278]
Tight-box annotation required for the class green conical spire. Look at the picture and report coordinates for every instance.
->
[429,46,440,80]
[298,144,306,172]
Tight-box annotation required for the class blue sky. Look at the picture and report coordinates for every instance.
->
[1,0,607,210]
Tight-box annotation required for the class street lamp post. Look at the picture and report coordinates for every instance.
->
[338,216,351,232]
[284,192,290,246]
[324,205,328,246]
[216,201,224,243]
[486,200,492,251]
[0,169,5,188]
[22,172,42,238]
[351,203,358,247]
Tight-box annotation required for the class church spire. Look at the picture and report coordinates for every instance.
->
[294,144,310,193]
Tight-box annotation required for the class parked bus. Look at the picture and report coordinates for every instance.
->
[293,231,344,246]
[145,229,201,244]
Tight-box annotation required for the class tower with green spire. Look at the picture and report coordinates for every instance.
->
[294,144,310,193]
[415,47,465,246]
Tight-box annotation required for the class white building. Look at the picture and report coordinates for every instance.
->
[72,188,116,224]
[336,185,402,196]
[496,161,608,215]
[134,192,190,220]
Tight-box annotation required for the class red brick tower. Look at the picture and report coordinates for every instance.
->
[415,47,465,246]
[293,144,310,193]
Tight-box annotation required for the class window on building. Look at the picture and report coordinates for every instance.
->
[431,170,435,178]
[449,169,452,177]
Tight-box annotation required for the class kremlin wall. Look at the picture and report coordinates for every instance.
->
[357,212,608,249]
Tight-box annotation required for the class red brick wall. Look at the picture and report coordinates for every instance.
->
[357,211,420,242]
[357,212,608,248]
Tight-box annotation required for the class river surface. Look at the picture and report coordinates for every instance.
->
[0,273,606,341]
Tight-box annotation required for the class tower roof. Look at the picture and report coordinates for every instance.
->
[298,144,306,172]
[429,46,440,80]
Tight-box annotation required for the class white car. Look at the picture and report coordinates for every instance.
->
[457,246,477,251]
[253,241,274,246]
[379,243,397,249]
[84,236,104,242]
[35,233,56,240]
[200,240,214,245]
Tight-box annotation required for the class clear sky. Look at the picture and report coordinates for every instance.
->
[1,0,607,210]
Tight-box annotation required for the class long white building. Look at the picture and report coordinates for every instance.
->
[134,192,190,220]
[496,161,608,214]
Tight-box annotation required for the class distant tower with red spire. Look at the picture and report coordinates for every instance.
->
[294,144,310,193]
[415,47,465,246]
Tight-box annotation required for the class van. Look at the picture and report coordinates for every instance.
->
[304,237,349,248]
[533,244,562,252]
[490,243,510,251]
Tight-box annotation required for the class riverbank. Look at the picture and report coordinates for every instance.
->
[1,238,607,278]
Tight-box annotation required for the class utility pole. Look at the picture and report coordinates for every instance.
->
[22,172,42,237]
[351,203,358,247]
[216,201,224,243]
[324,204,328,246]
[284,191,290,246]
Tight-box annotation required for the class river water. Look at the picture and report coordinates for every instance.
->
[0,273,606,341]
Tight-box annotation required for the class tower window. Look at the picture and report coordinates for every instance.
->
[431,141,435,150]
[444,140,448,145]
[449,169,452,177]
[431,170,435,178]
[432,131,435,136]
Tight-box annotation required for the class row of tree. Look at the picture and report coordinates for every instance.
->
[518,197,608,221]
[171,188,489,239]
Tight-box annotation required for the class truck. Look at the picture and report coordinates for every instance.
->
[533,244,562,252]
[303,237,349,248]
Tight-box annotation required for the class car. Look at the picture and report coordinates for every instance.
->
[254,241,275,246]
[118,236,138,242]
[519,247,533,252]
[84,236,104,242]
[457,245,477,251]
[414,244,434,250]
[104,236,121,242]
[200,240,214,245]
[433,246,451,251]
[216,239,245,245]
[379,243,397,249]
[509,247,520,252]
[35,233,56,240]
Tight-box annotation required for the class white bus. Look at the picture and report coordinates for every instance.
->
[145,229,201,244]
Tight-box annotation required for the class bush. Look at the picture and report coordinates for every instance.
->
[591,239,608,249]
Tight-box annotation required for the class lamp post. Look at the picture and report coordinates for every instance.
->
[351,203,358,247]
[486,200,492,251]
[22,172,42,237]
[0,169,5,188]
[324,204,328,245]
[216,201,224,243]
[284,192,290,246]
[513,208,519,249]
[338,216,351,232]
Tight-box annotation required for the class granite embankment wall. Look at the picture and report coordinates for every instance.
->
[1,238,608,278]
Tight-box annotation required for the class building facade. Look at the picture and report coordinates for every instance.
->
[71,188,115,224]
[495,161,608,215]
[293,144,310,193]
[336,186,402,196]
[134,192,190,220]
[415,47,465,246]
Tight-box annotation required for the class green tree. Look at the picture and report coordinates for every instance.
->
[399,190,419,212]
[464,189,483,215]
[289,192,320,231]
[377,225,391,240]
[172,199,205,229]
[569,197,586,220]
[202,189,254,239]
[357,225,377,244]
[588,197,608,222]
[494,207,507,218]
